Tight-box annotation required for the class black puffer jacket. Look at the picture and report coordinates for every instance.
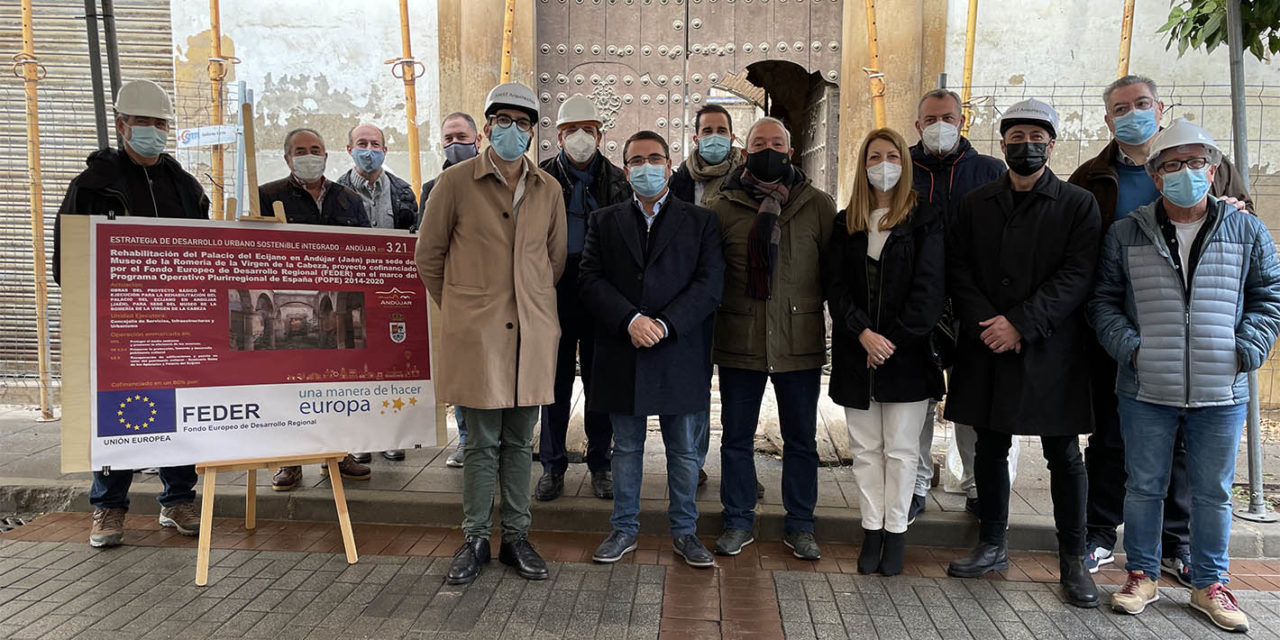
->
[54,148,209,284]
[826,203,946,409]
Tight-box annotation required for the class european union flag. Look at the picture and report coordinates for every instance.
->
[96,389,177,437]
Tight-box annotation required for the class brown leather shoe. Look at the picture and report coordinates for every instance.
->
[320,454,371,480]
[272,465,302,491]
[89,507,126,548]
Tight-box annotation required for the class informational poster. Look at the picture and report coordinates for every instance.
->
[88,217,434,470]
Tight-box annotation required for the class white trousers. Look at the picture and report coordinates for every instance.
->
[846,400,929,534]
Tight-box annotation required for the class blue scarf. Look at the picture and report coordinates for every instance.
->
[562,151,598,254]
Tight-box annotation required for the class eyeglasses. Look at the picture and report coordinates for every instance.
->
[490,115,534,132]
[624,154,669,168]
[1109,97,1155,116]
[1156,157,1210,174]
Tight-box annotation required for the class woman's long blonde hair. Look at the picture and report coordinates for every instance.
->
[845,127,917,235]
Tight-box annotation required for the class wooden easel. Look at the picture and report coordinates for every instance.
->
[193,103,356,586]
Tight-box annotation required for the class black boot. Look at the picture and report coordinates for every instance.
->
[857,529,883,575]
[947,542,1007,578]
[446,535,490,585]
[878,532,906,576]
[1059,554,1100,608]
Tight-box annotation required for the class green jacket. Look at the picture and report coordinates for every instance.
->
[706,168,837,373]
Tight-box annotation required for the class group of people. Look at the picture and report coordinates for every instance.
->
[53,73,1280,634]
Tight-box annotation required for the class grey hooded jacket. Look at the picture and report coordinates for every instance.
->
[1089,196,1280,408]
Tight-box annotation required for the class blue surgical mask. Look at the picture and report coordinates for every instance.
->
[489,123,530,162]
[1161,166,1211,208]
[126,125,167,158]
[1113,108,1159,145]
[629,164,667,198]
[697,134,731,165]
[351,148,385,173]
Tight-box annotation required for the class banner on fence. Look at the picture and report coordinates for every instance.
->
[82,217,434,470]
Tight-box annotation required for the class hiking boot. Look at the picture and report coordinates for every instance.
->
[535,472,563,501]
[158,503,200,536]
[1160,552,1193,588]
[89,507,126,548]
[320,455,371,480]
[714,528,755,556]
[446,445,465,468]
[1110,571,1159,615]
[783,530,821,561]
[1085,542,1114,574]
[1191,583,1249,632]
[272,466,302,491]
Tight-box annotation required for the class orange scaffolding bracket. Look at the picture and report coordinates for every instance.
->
[863,0,886,128]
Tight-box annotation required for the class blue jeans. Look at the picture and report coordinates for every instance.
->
[719,367,821,533]
[89,466,198,510]
[454,405,468,447]
[1117,397,1246,589]
[695,408,710,468]
[610,412,700,537]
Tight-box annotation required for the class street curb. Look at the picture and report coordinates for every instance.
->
[2,476,1277,556]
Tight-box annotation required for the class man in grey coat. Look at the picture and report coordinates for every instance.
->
[1090,119,1280,633]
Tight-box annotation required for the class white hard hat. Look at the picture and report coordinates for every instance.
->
[484,82,539,122]
[557,94,600,128]
[1146,118,1221,166]
[1000,98,1059,139]
[113,79,173,120]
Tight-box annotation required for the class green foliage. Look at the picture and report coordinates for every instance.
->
[1158,0,1280,60]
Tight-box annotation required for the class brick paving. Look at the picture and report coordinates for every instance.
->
[2,513,1280,638]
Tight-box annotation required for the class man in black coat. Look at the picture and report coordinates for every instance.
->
[944,99,1101,609]
[54,79,209,549]
[419,112,482,216]
[579,131,724,568]
[535,95,632,502]
[258,128,369,227]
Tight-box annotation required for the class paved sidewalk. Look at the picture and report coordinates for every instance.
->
[2,513,1280,638]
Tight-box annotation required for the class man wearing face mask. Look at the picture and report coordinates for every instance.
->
[579,130,725,567]
[945,99,1102,610]
[535,94,631,502]
[704,117,836,561]
[416,82,566,586]
[907,89,1005,522]
[259,128,370,228]
[337,123,418,464]
[262,128,372,492]
[420,112,483,215]
[1090,119,1280,633]
[1069,76,1252,583]
[55,79,210,549]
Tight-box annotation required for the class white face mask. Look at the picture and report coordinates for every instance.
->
[922,121,960,156]
[291,154,326,182]
[867,161,902,192]
[562,129,597,165]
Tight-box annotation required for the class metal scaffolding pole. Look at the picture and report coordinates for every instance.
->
[863,0,886,128]
[17,0,55,421]
[1117,0,1135,78]
[83,0,109,149]
[960,0,978,135]
[101,0,122,148]
[1226,0,1276,523]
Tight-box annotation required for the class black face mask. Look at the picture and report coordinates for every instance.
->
[1004,142,1049,176]
[745,148,791,183]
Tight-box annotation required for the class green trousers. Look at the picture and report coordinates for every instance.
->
[461,406,538,538]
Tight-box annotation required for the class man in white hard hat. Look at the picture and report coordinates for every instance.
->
[1069,76,1253,582]
[416,81,566,586]
[54,79,209,549]
[945,98,1101,609]
[1091,118,1280,632]
[907,88,1006,523]
[535,93,630,502]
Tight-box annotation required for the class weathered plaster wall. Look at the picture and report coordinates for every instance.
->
[170,1,441,194]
